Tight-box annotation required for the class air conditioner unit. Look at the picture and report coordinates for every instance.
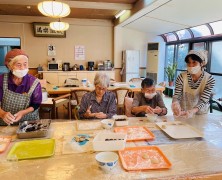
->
[146,43,159,82]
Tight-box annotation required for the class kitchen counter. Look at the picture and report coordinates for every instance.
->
[1,114,222,179]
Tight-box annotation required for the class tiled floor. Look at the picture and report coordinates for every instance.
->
[163,95,222,115]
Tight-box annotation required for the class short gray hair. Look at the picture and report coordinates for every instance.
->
[94,72,110,88]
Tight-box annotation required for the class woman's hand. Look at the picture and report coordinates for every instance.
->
[2,111,15,125]
[84,105,95,118]
[13,110,25,122]
[172,102,181,116]
[94,112,107,119]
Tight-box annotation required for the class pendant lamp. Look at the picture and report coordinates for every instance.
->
[38,0,70,18]
[50,20,69,31]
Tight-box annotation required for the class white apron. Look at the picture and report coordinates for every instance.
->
[180,72,211,115]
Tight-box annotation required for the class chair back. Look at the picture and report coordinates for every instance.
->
[113,88,131,105]
[70,89,92,120]
[112,87,132,115]
[71,89,92,104]
[52,93,71,119]
[129,78,143,83]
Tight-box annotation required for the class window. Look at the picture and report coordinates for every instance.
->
[209,21,222,35]
[165,45,175,66]
[212,75,222,99]
[177,43,189,70]
[210,41,222,73]
[0,37,21,74]
[192,42,206,50]
[190,25,211,38]
[176,29,191,40]
[164,33,177,42]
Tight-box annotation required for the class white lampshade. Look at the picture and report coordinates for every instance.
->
[50,21,69,31]
[38,1,70,18]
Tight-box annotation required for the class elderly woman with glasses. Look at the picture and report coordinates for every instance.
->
[131,78,167,117]
[79,72,116,119]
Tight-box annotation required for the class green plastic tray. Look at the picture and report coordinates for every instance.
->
[7,139,55,160]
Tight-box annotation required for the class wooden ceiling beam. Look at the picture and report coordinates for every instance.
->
[0,0,133,10]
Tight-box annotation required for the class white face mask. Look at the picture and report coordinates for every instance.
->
[145,92,157,99]
[13,69,29,78]
[187,65,201,74]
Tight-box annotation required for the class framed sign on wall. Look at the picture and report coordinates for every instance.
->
[33,22,66,38]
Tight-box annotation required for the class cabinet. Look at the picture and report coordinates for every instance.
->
[58,72,77,86]
[42,71,115,86]
[42,72,58,85]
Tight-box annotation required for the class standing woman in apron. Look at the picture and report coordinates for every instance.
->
[172,50,215,118]
[0,49,42,125]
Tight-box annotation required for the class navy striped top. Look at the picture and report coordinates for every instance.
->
[173,71,215,110]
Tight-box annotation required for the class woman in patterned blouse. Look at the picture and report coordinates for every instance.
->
[172,50,215,118]
[79,72,116,119]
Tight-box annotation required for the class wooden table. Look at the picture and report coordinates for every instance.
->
[45,83,165,96]
[1,114,222,179]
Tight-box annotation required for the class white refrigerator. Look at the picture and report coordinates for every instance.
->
[121,50,140,82]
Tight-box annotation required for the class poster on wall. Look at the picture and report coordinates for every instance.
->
[75,45,85,60]
[48,45,56,56]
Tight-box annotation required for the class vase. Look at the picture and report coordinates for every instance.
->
[169,81,174,87]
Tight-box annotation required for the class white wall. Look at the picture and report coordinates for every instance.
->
[114,27,166,83]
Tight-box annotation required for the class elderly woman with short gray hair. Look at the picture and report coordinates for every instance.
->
[79,72,116,119]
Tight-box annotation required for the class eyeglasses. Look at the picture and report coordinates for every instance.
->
[95,86,107,91]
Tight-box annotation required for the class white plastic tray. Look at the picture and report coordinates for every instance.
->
[156,121,204,139]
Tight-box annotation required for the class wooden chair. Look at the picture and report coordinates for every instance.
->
[111,87,132,115]
[70,89,92,119]
[129,78,143,83]
[40,93,71,119]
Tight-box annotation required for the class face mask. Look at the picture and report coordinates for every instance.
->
[13,69,29,78]
[187,65,201,74]
[145,92,157,99]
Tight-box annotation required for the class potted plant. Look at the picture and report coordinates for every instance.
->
[165,63,177,86]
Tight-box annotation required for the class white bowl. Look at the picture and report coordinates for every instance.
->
[101,119,114,130]
[145,113,158,122]
[95,152,118,171]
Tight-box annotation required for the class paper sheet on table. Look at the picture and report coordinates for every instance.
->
[76,120,102,131]
[62,135,93,154]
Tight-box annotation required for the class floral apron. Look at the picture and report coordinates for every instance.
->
[0,73,39,125]
[180,72,210,115]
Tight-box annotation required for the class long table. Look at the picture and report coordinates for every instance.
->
[1,114,222,179]
[45,83,165,95]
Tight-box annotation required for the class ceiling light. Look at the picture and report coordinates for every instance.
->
[38,0,71,18]
[115,10,126,19]
[50,20,69,31]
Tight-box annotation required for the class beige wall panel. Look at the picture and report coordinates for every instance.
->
[0,16,113,69]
